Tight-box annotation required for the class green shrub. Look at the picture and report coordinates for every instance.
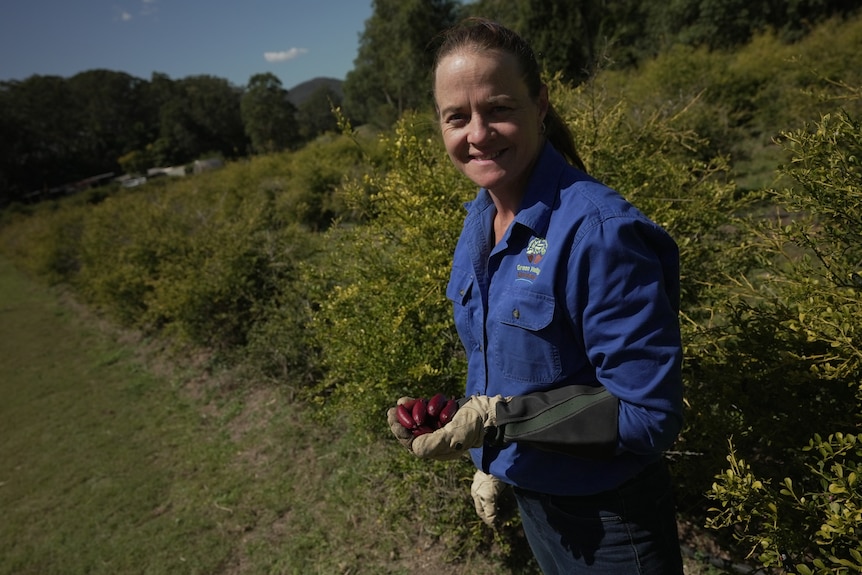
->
[75,191,166,325]
[277,133,384,231]
[141,184,283,348]
[705,104,862,572]
[708,434,862,574]
[302,113,471,433]
[0,203,86,284]
[601,16,862,191]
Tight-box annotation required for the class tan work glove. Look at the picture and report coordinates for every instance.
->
[471,469,507,527]
[411,395,503,460]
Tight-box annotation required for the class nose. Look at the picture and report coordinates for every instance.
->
[467,114,493,144]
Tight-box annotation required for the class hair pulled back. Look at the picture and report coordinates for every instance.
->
[433,17,585,171]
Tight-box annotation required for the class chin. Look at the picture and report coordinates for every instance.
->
[462,167,507,189]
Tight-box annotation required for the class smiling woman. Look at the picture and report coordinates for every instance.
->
[387,18,686,575]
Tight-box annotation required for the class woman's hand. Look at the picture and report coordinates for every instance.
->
[386,396,418,451]
[412,395,503,460]
[471,468,507,527]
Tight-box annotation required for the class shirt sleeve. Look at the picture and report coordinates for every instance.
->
[568,215,683,456]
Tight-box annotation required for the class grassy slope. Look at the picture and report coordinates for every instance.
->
[0,256,543,575]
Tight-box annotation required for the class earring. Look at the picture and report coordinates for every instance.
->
[540,122,546,135]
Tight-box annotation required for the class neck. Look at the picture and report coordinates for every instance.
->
[492,205,516,246]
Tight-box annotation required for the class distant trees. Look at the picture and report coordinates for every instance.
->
[461,0,860,77]
[0,71,313,205]
[0,71,156,203]
[342,0,459,126]
[521,0,605,82]
[296,84,342,142]
[342,0,857,127]
[655,0,860,49]
[241,73,299,155]
[67,70,153,176]
[156,75,246,164]
[0,66,353,206]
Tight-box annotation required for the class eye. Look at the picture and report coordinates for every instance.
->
[446,113,468,127]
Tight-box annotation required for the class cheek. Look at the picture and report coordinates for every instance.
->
[441,131,465,160]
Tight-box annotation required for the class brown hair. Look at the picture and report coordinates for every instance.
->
[432,17,585,172]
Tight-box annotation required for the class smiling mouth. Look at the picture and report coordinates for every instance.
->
[470,149,504,161]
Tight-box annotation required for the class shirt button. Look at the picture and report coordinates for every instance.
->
[512,309,520,319]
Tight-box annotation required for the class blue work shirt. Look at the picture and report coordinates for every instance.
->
[446,142,683,496]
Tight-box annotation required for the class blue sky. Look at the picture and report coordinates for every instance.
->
[0,0,374,90]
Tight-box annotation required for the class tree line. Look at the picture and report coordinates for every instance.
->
[342,0,859,125]
[0,71,341,204]
[1,0,856,206]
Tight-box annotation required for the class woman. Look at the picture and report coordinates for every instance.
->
[388,18,685,574]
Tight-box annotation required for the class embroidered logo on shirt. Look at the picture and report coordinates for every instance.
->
[516,237,547,283]
[526,237,547,263]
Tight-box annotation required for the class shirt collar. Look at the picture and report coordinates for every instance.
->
[513,141,567,237]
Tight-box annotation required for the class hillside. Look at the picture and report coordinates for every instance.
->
[286,76,343,106]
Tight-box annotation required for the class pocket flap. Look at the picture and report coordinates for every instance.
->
[446,267,473,306]
[494,289,555,331]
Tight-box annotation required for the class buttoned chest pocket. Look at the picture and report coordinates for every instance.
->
[446,267,480,351]
[490,289,562,383]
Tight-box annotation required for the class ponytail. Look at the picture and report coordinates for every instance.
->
[545,105,585,172]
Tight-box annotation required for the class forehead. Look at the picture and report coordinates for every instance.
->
[434,49,526,103]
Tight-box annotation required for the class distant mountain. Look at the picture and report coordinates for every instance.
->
[286,77,344,107]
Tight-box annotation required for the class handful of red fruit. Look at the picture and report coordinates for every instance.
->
[395,393,459,437]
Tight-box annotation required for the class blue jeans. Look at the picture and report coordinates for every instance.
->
[514,460,684,575]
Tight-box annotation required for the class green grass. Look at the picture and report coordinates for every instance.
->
[0,257,237,574]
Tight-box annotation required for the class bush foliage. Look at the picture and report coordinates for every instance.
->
[704,105,862,573]
[2,16,862,571]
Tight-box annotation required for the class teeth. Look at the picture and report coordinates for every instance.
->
[473,151,501,160]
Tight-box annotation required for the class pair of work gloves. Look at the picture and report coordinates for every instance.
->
[387,385,621,525]
[386,395,508,527]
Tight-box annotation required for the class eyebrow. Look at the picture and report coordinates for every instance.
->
[486,94,516,104]
[438,94,517,117]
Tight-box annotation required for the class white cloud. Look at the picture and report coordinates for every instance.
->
[115,1,156,22]
[264,48,309,63]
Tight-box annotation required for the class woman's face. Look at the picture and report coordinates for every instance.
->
[435,48,547,201]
